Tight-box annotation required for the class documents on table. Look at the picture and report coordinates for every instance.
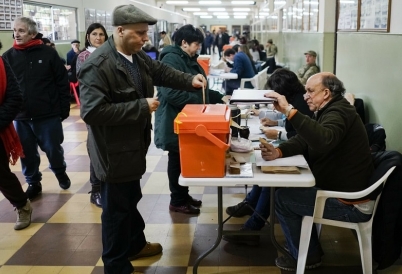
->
[255,153,309,168]
[229,89,277,105]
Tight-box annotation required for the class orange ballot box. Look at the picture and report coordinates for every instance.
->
[174,104,230,178]
[197,55,210,76]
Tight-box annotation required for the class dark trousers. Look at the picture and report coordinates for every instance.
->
[86,124,101,191]
[217,45,224,58]
[0,140,27,208]
[89,162,101,191]
[101,179,146,274]
[168,151,189,206]
[14,116,66,184]
[206,46,212,55]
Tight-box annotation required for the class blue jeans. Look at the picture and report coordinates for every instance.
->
[14,116,66,184]
[101,179,146,274]
[275,187,372,259]
[243,185,271,230]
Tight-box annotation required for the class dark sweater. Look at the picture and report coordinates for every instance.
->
[279,95,374,192]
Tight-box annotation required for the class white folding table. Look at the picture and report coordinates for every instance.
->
[179,161,315,274]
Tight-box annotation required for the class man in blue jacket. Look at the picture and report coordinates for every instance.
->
[222,45,256,95]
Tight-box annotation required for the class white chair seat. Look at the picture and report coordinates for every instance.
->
[296,166,396,274]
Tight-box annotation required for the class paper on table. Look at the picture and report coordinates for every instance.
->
[225,162,253,178]
[255,153,309,168]
[229,89,277,104]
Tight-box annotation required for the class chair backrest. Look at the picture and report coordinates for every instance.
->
[256,67,268,89]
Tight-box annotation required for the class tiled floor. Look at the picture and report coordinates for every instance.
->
[1,55,402,273]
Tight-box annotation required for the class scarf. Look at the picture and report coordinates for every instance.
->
[0,57,24,165]
[12,39,43,50]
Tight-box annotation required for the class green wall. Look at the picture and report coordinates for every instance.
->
[336,33,402,152]
[278,32,334,74]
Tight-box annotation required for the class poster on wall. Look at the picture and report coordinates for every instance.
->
[0,0,22,30]
[337,0,358,31]
[360,0,391,32]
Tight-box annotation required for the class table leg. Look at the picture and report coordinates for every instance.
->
[193,186,223,274]
[269,187,297,263]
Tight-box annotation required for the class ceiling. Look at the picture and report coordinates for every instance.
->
[163,0,270,20]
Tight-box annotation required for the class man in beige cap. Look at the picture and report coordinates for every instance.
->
[296,50,320,85]
[266,38,277,58]
[78,4,206,274]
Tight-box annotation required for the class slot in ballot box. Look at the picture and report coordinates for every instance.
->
[174,104,231,177]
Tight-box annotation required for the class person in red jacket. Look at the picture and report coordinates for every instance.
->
[0,41,32,230]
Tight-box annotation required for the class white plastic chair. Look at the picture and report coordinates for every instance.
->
[240,67,268,89]
[296,166,396,274]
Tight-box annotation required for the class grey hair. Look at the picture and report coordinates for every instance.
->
[321,74,346,96]
[14,17,38,35]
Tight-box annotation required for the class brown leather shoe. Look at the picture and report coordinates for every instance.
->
[128,242,162,261]
[169,203,200,214]
[188,196,202,207]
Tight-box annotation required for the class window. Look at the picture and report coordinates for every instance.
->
[23,2,78,41]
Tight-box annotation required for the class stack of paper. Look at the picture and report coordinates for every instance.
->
[255,153,308,168]
[230,89,277,105]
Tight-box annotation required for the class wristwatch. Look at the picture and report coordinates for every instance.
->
[277,131,282,140]
[285,104,294,118]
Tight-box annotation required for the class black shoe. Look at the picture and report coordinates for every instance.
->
[26,182,42,200]
[169,203,200,214]
[275,249,323,271]
[187,196,202,207]
[226,201,254,217]
[90,191,102,208]
[254,104,260,109]
[222,226,260,246]
[56,172,71,190]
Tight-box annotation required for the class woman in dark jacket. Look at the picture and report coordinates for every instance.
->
[154,25,226,214]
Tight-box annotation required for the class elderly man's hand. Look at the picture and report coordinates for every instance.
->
[260,142,279,161]
[192,74,207,89]
[147,97,160,113]
[264,91,290,114]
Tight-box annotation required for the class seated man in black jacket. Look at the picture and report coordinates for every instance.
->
[263,72,374,271]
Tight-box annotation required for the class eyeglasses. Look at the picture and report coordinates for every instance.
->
[303,88,326,100]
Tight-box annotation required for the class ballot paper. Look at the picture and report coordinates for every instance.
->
[255,153,309,168]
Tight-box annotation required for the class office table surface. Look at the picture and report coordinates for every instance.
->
[179,163,315,187]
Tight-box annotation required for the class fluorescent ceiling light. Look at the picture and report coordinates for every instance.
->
[194,12,208,15]
[183,8,200,11]
[233,12,248,15]
[234,15,247,18]
[274,0,286,4]
[199,1,222,4]
[231,1,255,4]
[262,8,269,11]
[213,12,228,15]
[233,8,250,11]
[259,12,269,16]
[208,7,225,11]
[166,1,189,4]
[216,15,230,18]
[339,0,355,3]
[200,15,213,18]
